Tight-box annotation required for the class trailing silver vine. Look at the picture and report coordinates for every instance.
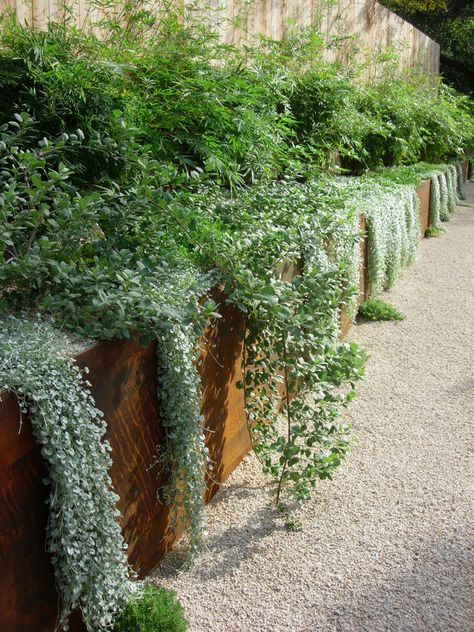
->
[0,317,135,631]
[455,161,466,201]
[155,321,209,560]
[429,172,442,228]
[439,170,450,221]
[333,178,420,297]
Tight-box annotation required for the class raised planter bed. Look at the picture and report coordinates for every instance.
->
[0,299,249,631]
[0,175,444,630]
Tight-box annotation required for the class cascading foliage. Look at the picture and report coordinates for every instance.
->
[183,178,368,507]
[429,172,443,228]
[367,161,465,232]
[420,164,462,228]
[155,322,209,559]
[334,179,420,297]
[0,318,135,631]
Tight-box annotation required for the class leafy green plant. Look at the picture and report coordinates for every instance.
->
[113,585,188,632]
[0,21,135,184]
[119,30,292,189]
[287,62,378,170]
[0,112,214,561]
[368,165,424,186]
[358,299,405,321]
[417,83,474,163]
[425,225,445,236]
[177,178,368,507]
[330,176,420,295]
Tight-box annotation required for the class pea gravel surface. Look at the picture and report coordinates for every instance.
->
[155,183,474,632]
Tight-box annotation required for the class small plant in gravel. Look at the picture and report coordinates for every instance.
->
[425,226,445,237]
[358,299,405,322]
[113,585,188,632]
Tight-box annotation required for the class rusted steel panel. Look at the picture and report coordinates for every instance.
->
[417,179,431,236]
[0,303,249,630]
[200,297,250,499]
[0,392,58,632]
[462,160,470,184]
[74,339,172,576]
[340,214,368,338]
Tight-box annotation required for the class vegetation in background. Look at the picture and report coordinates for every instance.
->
[0,19,472,183]
[358,299,405,321]
[381,1,474,97]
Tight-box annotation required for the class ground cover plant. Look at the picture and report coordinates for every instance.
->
[358,299,405,321]
[0,5,472,630]
[425,225,445,237]
[113,585,188,632]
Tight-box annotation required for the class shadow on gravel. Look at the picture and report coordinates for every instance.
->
[156,489,285,581]
[206,480,264,507]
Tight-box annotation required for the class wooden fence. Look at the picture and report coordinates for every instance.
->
[0,0,440,78]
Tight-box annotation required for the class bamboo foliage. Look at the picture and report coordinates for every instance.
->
[0,0,440,76]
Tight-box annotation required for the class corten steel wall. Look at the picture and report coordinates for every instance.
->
[0,0,440,78]
[417,179,431,237]
[0,298,249,632]
[462,159,471,183]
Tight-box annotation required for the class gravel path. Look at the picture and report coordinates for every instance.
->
[155,183,474,632]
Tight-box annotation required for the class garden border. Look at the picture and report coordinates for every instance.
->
[0,165,469,631]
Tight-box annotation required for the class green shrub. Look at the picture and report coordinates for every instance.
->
[358,299,405,321]
[0,17,297,189]
[368,165,424,186]
[425,225,445,237]
[114,586,188,632]
[418,84,474,164]
[353,78,430,170]
[0,22,132,183]
[0,17,472,184]
[351,78,474,171]
[288,63,378,170]
[121,37,291,188]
